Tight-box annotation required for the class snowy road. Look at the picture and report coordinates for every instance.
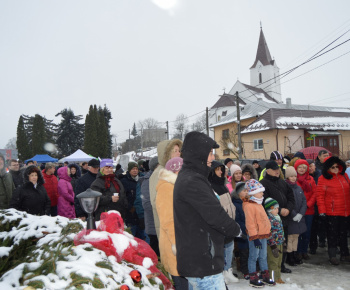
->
[228,247,350,289]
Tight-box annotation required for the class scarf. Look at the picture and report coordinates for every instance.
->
[101,174,120,192]
[249,196,264,204]
[297,172,312,192]
[285,179,296,186]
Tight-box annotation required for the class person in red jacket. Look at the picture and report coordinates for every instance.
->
[316,156,350,265]
[42,163,59,216]
[294,159,317,261]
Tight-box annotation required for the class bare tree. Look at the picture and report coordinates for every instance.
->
[138,118,161,130]
[173,114,188,140]
[192,113,206,132]
[219,127,243,159]
[5,137,17,149]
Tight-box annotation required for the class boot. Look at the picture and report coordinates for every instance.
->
[286,252,296,266]
[249,272,264,288]
[276,278,285,284]
[294,252,303,264]
[340,256,350,262]
[301,253,310,260]
[223,268,239,284]
[328,248,339,265]
[281,252,292,273]
[261,270,276,286]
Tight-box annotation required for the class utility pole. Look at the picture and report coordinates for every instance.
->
[166,121,169,140]
[206,107,209,136]
[129,129,130,140]
[236,91,242,159]
[140,126,143,157]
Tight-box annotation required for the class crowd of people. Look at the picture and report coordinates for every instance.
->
[1,133,350,289]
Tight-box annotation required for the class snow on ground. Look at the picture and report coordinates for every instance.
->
[228,246,350,289]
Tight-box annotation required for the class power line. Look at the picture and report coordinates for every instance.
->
[309,91,350,104]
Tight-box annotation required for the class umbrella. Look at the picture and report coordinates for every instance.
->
[298,146,332,160]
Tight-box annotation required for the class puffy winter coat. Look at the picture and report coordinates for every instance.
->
[90,172,127,221]
[232,191,249,250]
[68,164,81,194]
[173,132,241,278]
[261,173,295,225]
[0,154,14,209]
[119,172,138,225]
[156,168,179,276]
[243,200,271,241]
[42,169,59,206]
[149,139,182,237]
[287,182,307,235]
[74,170,97,218]
[241,163,258,180]
[294,159,317,215]
[9,169,24,189]
[267,214,284,246]
[141,170,156,235]
[10,165,50,215]
[57,167,76,219]
[316,156,350,217]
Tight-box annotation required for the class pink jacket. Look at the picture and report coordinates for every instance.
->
[57,167,76,219]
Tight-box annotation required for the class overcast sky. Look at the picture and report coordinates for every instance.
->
[1,0,350,149]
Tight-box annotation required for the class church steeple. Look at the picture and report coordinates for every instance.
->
[250,28,274,69]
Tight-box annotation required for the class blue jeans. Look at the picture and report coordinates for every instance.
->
[298,215,313,254]
[248,238,268,273]
[224,241,234,271]
[186,273,226,290]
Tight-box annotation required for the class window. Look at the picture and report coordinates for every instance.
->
[254,139,263,150]
[218,115,221,122]
[222,129,229,139]
[222,111,227,117]
[330,139,333,146]
[223,149,230,156]
[334,138,337,146]
[259,73,262,84]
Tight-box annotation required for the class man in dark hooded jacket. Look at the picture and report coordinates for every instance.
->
[173,131,242,288]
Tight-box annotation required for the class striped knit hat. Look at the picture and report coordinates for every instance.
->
[264,197,279,212]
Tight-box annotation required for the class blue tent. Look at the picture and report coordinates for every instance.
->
[25,154,58,163]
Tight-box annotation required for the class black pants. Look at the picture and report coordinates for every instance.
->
[326,216,350,258]
[171,275,189,290]
[309,211,327,250]
[148,234,160,257]
[239,248,249,275]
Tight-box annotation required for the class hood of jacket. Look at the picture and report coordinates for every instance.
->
[158,168,177,185]
[181,132,218,177]
[159,139,183,167]
[208,160,226,185]
[241,163,258,180]
[24,165,45,186]
[68,163,81,178]
[322,156,346,179]
[57,166,72,182]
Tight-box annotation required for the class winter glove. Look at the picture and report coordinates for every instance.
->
[254,239,262,249]
[270,245,279,258]
[293,213,303,223]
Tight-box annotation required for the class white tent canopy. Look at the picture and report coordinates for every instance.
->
[59,149,96,163]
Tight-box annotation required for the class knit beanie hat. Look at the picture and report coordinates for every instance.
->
[244,179,265,195]
[149,156,159,171]
[264,197,279,212]
[128,162,138,172]
[230,164,241,176]
[100,159,113,168]
[138,160,144,166]
[233,181,246,196]
[165,157,183,173]
[285,166,297,179]
[224,158,233,165]
[270,151,283,161]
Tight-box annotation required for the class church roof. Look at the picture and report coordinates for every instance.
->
[241,83,279,103]
[211,93,246,109]
[250,28,274,69]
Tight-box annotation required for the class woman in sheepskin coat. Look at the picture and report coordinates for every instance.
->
[57,166,76,219]
[156,157,188,289]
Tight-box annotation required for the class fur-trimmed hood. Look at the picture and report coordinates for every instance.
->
[68,163,81,178]
[0,154,6,176]
[241,163,258,180]
[322,156,346,179]
[158,168,177,185]
[161,139,183,167]
[23,165,45,186]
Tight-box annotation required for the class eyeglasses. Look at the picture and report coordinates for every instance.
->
[330,166,339,169]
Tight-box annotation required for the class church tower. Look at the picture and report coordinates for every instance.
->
[250,27,282,103]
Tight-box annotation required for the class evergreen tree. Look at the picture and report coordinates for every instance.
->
[84,105,98,156]
[16,115,32,160]
[32,114,46,154]
[97,109,108,158]
[101,105,112,157]
[56,109,85,156]
[131,123,138,137]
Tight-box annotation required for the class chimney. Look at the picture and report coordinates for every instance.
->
[286,98,292,108]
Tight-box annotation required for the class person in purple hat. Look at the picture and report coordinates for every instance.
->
[90,159,127,221]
